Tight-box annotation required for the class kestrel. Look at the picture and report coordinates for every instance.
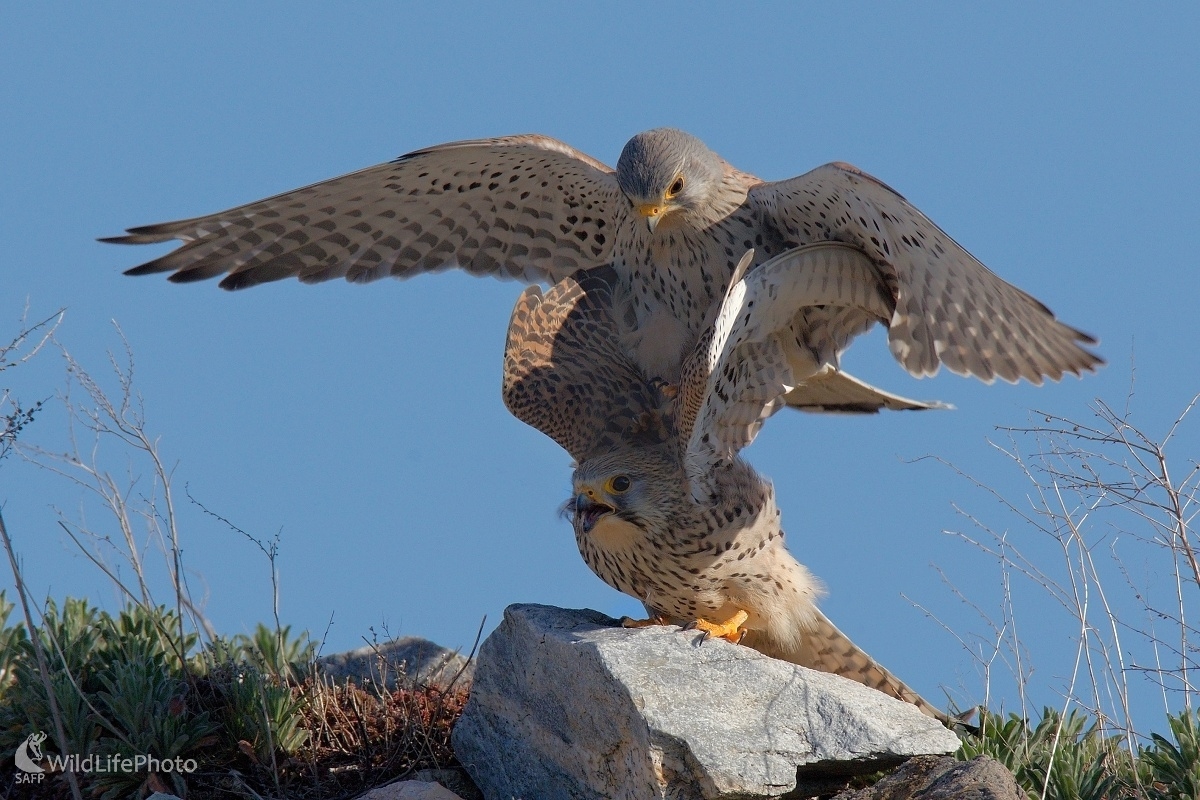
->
[104,128,1101,409]
[503,246,963,720]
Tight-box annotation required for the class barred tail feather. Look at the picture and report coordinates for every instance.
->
[750,608,948,723]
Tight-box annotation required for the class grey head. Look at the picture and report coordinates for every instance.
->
[615,128,725,230]
[568,444,684,536]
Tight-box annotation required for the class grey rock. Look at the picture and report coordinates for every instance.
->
[357,782,465,800]
[453,604,960,800]
[318,635,473,689]
[831,755,1022,800]
[361,780,467,800]
[410,768,484,800]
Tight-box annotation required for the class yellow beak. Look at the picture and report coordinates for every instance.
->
[636,202,666,232]
[572,484,614,534]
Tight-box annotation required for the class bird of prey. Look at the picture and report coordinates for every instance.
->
[503,246,966,720]
[104,128,1101,412]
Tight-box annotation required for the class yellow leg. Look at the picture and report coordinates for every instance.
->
[687,609,749,644]
[621,615,670,629]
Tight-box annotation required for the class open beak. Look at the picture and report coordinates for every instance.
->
[573,493,614,534]
[636,203,666,232]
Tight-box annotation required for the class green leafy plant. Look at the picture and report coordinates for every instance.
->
[957,705,1200,799]
[0,600,304,799]
[89,652,218,799]
[1139,708,1200,799]
[231,622,317,684]
[202,660,309,763]
[0,592,28,700]
[962,707,1126,800]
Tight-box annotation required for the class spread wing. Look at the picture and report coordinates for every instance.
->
[503,267,668,464]
[750,162,1103,384]
[683,244,912,498]
[103,135,628,289]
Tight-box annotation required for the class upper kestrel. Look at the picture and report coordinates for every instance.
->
[104,128,1102,407]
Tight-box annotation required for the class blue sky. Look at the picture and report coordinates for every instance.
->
[3,4,1198,728]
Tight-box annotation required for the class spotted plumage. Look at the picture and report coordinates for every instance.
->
[503,253,950,720]
[106,128,1102,412]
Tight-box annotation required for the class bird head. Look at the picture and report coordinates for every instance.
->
[568,447,680,536]
[615,128,724,232]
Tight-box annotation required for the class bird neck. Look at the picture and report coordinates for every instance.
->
[686,171,749,227]
[700,458,774,513]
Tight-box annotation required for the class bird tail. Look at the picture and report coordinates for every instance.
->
[746,607,949,723]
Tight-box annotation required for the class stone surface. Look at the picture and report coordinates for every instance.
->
[318,635,474,689]
[831,755,1023,800]
[410,768,484,800]
[453,604,961,800]
[361,779,467,800]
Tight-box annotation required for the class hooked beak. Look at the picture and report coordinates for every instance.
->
[636,203,666,232]
[573,492,614,534]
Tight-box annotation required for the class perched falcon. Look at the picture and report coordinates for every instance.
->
[105,128,1101,410]
[503,247,965,721]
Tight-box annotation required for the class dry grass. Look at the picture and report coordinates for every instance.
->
[919,375,1199,798]
[1,312,475,799]
[3,674,469,800]
[183,678,468,800]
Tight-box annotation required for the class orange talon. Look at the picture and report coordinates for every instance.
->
[649,377,679,399]
[688,609,749,644]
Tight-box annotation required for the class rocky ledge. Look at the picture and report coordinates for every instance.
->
[452,604,968,799]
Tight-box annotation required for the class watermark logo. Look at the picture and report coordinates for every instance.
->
[14,731,47,774]
[11,731,198,785]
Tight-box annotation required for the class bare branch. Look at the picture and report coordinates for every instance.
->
[936,377,1197,743]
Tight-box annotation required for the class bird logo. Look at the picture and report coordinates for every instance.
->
[14,731,47,774]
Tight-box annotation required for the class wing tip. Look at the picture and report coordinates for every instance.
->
[99,223,186,246]
[213,272,260,290]
[123,262,168,277]
[791,400,953,415]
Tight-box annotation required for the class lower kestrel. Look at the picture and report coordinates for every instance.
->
[503,247,964,720]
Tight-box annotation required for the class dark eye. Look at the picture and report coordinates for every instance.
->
[608,475,632,494]
[667,177,685,197]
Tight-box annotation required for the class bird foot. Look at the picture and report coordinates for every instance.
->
[684,609,749,644]
[621,615,670,629]
[649,377,679,399]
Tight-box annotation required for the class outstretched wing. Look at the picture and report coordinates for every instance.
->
[683,244,907,497]
[103,135,628,289]
[503,267,668,464]
[750,162,1103,384]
